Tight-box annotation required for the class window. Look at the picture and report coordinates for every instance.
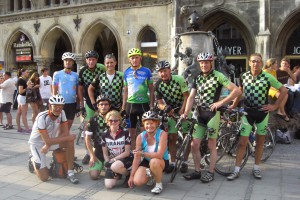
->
[140,28,158,71]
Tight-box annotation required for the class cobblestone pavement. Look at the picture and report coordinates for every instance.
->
[0,108,300,200]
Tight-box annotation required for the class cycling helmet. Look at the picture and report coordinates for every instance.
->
[49,94,65,105]
[142,111,159,121]
[61,52,76,61]
[85,50,99,59]
[127,48,142,58]
[197,52,214,61]
[155,60,171,71]
[96,94,111,104]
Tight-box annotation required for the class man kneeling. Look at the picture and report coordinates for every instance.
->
[28,94,79,184]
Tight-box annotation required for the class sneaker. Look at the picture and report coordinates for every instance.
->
[252,169,262,179]
[183,171,201,180]
[164,163,175,174]
[227,171,240,181]
[180,162,188,173]
[24,129,31,135]
[151,183,163,194]
[4,125,13,130]
[67,173,79,184]
[82,154,90,165]
[147,177,155,186]
[200,171,214,183]
[2,124,7,128]
[28,155,34,173]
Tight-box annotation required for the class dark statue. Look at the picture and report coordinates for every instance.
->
[187,10,203,31]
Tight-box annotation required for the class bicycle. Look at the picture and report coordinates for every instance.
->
[76,108,86,145]
[169,116,214,183]
[215,108,275,176]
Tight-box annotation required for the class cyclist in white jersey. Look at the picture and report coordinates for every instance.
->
[28,94,79,184]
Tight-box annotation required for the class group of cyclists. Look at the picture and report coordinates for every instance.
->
[28,47,287,194]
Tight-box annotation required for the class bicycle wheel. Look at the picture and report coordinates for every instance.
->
[215,131,249,176]
[260,127,275,162]
[170,136,190,183]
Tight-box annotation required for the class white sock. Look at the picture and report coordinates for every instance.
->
[68,170,74,175]
[234,166,240,173]
[253,164,259,171]
[156,182,162,188]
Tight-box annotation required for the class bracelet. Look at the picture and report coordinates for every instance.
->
[141,151,145,157]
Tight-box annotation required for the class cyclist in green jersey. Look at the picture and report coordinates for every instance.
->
[154,60,190,173]
[227,53,288,180]
[182,52,241,183]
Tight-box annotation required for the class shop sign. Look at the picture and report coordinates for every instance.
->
[217,46,242,55]
[13,41,32,48]
[292,47,300,55]
[15,48,32,62]
[215,39,246,55]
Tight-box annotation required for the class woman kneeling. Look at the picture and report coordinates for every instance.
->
[128,111,169,194]
[102,110,132,189]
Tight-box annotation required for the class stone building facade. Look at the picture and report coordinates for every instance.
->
[0,0,299,77]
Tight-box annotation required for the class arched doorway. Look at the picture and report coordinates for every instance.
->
[5,31,36,75]
[40,26,73,76]
[285,26,300,68]
[81,23,119,70]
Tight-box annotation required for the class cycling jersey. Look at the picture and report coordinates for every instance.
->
[91,71,123,110]
[28,110,68,146]
[140,129,169,161]
[240,71,282,108]
[101,128,131,157]
[155,75,188,110]
[85,114,108,148]
[79,63,106,108]
[192,70,230,108]
[123,66,153,104]
[52,70,78,103]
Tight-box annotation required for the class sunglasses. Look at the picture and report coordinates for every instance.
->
[108,119,119,123]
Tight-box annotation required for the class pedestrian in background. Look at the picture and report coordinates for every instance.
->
[16,68,31,134]
[39,67,52,111]
[26,72,42,123]
[0,72,16,130]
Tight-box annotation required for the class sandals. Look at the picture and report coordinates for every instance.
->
[183,171,201,180]
[200,171,214,183]
[276,114,290,122]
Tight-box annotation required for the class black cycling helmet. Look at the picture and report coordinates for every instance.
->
[96,94,111,104]
[85,50,99,59]
[142,111,159,121]
[155,60,171,71]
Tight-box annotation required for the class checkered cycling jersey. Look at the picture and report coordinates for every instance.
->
[78,63,106,106]
[192,70,230,108]
[86,114,108,148]
[154,75,188,110]
[240,70,282,108]
[91,71,123,110]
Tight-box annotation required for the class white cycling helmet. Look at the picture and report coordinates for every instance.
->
[197,52,214,61]
[142,111,159,121]
[49,94,65,105]
[62,52,76,61]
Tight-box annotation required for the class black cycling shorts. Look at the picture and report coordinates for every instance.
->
[126,102,150,128]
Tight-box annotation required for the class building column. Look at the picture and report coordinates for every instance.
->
[256,0,271,61]
[14,0,18,11]
[34,56,54,74]
[74,54,84,72]
[22,0,25,11]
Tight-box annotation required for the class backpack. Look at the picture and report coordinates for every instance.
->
[275,129,291,144]
[49,149,83,178]
[49,148,68,178]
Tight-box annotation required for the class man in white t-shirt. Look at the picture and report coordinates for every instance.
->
[39,67,52,111]
[0,72,16,129]
[28,94,79,184]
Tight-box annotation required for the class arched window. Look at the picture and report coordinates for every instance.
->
[139,28,158,71]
